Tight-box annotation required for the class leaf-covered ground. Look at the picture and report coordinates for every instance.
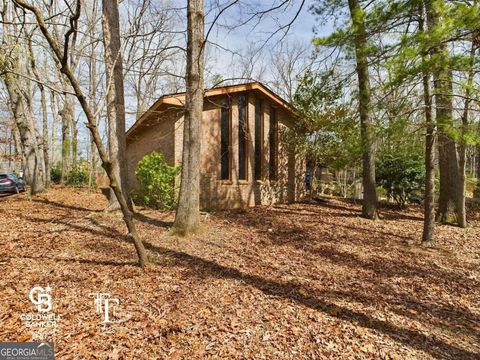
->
[0,187,479,359]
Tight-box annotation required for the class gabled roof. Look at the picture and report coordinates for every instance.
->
[126,82,293,137]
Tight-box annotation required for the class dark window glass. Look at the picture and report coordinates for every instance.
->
[269,107,277,180]
[254,98,262,181]
[220,98,230,180]
[238,95,247,180]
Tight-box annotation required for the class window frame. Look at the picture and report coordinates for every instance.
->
[269,106,278,181]
[219,96,232,181]
[254,97,263,181]
[238,93,248,181]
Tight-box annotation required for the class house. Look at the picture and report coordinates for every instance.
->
[125,82,304,209]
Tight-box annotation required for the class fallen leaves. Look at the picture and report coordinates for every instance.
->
[0,188,479,359]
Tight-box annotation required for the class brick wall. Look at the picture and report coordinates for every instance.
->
[125,90,305,209]
[126,108,181,191]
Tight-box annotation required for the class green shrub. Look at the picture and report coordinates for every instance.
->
[66,165,89,187]
[50,163,62,184]
[135,151,180,209]
[376,150,424,206]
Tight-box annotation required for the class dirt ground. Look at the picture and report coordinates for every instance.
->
[0,187,479,359]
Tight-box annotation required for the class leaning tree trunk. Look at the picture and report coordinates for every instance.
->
[172,0,205,235]
[348,0,378,220]
[425,0,459,225]
[13,0,149,267]
[420,23,436,244]
[102,0,132,211]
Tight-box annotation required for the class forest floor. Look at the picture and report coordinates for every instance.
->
[0,187,479,360]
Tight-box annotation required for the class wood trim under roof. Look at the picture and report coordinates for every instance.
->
[126,82,294,138]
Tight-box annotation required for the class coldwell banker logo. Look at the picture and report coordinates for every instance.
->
[0,342,54,360]
[20,286,60,341]
[29,287,52,313]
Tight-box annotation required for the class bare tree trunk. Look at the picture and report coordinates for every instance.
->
[420,16,436,244]
[59,92,74,183]
[102,0,132,211]
[1,7,45,194]
[88,44,98,190]
[49,90,59,167]
[71,118,78,166]
[457,42,476,228]
[4,73,46,194]
[28,41,50,186]
[12,123,23,168]
[172,0,205,235]
[41,76,50,186]
[347,0,378,220]
[425,0,459,225]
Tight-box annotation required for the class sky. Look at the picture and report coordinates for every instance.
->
[121,0,329,127]
[203,0,327,85]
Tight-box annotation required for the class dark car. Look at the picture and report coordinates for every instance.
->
[0,173,26,194]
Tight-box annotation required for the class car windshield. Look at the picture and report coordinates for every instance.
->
[0,174,8,179]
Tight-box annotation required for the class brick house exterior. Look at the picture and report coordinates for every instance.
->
[126,82,304,209]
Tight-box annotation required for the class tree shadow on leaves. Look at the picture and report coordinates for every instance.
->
[134,213,173,228]
[145,243,479,360]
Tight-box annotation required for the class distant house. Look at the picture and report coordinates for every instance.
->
[125,82,304,209]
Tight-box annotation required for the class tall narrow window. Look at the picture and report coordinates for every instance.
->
[220,98,230,180]
[254,98,262,181]
[269,107,277,180]
[238,95,247,180]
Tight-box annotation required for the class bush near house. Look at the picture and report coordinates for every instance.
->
[50,162,93,187]
[50,163,62,184]
[135,151,180,210]
[66,164,90,187]
[376,150,425,206]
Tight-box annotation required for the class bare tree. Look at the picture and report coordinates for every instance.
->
[103,0,131,211]
[270,41,313,102]
[27,34,50,185]
[1,3,46,194]
[123,0,183,120]
[172,0,205,235]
